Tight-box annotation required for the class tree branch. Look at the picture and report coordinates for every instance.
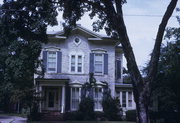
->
[148,0,178,82]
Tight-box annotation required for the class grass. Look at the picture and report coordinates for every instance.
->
[27,121,136,123]
[65,121,135,123]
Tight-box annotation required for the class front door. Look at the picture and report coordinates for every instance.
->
[47,89,58,110]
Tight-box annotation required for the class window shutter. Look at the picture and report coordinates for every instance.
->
[57,51,62,73]
[65,84,71,111]
[89,53,94,73]
[116,60,121,79]
[104,54,108,74]
[43,51,47,72]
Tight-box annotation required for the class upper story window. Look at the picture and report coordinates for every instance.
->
[71,55,76,72]
[43,47,62,74]
[77,55,82,72]
[69,52,84,73]
[47,51,57,73]
[90,49,108,75]
[94,54,104,74]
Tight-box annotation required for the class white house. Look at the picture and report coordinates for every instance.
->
[34,25,136,114]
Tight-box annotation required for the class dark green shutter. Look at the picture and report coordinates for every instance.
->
[116,60,121,79]
[104,54,108,74]
[89,53,94,73]
[57,51,62,73]
[43,51,47,72]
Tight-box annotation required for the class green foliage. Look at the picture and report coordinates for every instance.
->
[78,97,95,120]
[77,73,96,120]
[0,0,57,112]
[27,102,41,121]
[126,110,136,121]
[58,0,126,38]
[149,14,180,122]
[102,82,122,121]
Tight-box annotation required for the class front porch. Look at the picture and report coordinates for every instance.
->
[36,78,69,113]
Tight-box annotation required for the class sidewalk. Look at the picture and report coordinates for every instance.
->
[0,114,27,123]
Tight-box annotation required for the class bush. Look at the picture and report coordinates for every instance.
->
[126,110,136,121]
[102,97,122,121]
[94,111,107,121]
[27,102,41,121]
[63,111,83,121]
[64,97,95,121]
[78,97,95,120]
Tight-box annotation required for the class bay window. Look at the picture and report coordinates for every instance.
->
[94,88,103,111]
[71,87,80,110]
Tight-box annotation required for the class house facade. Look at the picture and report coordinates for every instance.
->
[34,25,136,114]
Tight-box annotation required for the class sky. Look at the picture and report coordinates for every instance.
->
[0,0,179,69]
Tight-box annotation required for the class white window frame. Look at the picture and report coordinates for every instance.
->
[94,53,104,75]
[47,51,57,73]
[70,87,81,111]
[44,47,60,74]
[69,52,84,74]
[94,87,103,111]
[91,48,107,75]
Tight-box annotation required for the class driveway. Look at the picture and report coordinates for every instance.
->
[0,115,27,123]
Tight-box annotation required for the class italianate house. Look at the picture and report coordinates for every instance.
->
[34,25,136,114]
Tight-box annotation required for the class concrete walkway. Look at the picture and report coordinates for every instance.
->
[0,115,27,123]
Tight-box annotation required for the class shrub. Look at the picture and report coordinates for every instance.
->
[126,110,136,121]
[78,97,95,120]
[94,111,107,121]
[27,102,41,121]
[63,111,83,121]
[102,97,122,121]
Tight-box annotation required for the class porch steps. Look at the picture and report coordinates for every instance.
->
[40,111,63,121]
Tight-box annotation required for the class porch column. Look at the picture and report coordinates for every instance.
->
[61,86,65,113]
[39,86,42,113]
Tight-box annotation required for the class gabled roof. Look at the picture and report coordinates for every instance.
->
[47,24,112,41]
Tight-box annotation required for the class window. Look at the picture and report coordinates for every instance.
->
[94,88,103,110]
[128,91,133,107]
[77,56,82,72]
[71,87,80,110]
[94,54,104,74]
[71,55,76,72]
[70,54,83,73]
[122,91,126,107]
[47,51,57,73]
[73,37,81,46]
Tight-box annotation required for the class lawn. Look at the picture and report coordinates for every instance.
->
[65,121,135,123]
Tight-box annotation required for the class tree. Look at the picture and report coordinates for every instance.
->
[0,0,57,112]
[55,0,178,123]
[151,17,180,122]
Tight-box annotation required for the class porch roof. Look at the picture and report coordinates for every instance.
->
[35,78,69,86]
[115,83,133,89]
